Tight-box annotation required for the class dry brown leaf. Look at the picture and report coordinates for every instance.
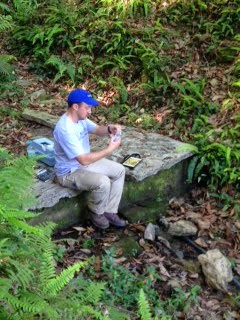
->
[128,224,145,233]
[158,263,171,279]
[80,248,91,254]
[210,239,232,249]
[197,219,211,230]
[205,202,212,215]
[185,211,202,222]
[147,255,165,264]
[139,238,152,250]
[86,226,95,234]
[235,221,240,230]
[114,257,127,264]
[72,226,86,232]
[94,256,101,273]
[227,311,240,319]
[205,299,221,309]
[132,258,143,265]
[195,237,208,248]
[235,264,240,276]
[220,211,229,218]
[60,230,75,236]
[230,208,235,216]
[116,248,123,256]
[180,206,185,214]
[102,236,118,243]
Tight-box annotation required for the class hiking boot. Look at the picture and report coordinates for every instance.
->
[89,211,109,229]
[104,212,127,228]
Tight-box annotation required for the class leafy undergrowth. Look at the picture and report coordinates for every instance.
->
[52,188,240,320]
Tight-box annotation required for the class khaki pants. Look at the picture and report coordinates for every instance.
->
[57,158,125,215]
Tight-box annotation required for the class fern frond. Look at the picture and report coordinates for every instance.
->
[0,238,9,250]
[8,262,34,290]
[44,261,87,296]
[0,291,58,318]
[20,292,58,317]
[108,307,129,320]
[6,217,45,236]
[0,148,11,167]
[0,54,16,63]
[82,281,105,304]
[0,204,35,219]
[187,155,200,183]
[76,305,110,320]
[29,222,56,241]
[0,2,11,12]
[0,291,39,314]
[0,57,14,78]
[45,54,66,72]
[0,278,12,291]
[0,155,36,209]
[45,54,75,83]
[138,289,152,320]
[0,15,13,32]
[39,251,56,287]
[66,63,76,82]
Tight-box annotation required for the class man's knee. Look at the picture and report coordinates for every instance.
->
[114,162,125,179]
[97,175,111,191]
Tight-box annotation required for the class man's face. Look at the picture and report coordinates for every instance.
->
[76,102,92,119]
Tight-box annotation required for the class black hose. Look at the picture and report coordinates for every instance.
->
[179,236,240,292]
[181,236,206,254]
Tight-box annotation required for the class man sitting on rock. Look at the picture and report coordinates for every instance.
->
[53,88,126,229]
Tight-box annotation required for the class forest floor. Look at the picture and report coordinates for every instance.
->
[1,57,240,319]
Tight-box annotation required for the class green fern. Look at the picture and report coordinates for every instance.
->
[138,289,152,320]
[83,281,105,304]
[44,261,87,297]
[0,2,13,32]
[0,14,13,31]
[7,262,34,291]
[45,54,75,83]
[0,150,113,319]
[0,154,36,209]
[0,55,16,80]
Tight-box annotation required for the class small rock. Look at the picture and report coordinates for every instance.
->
[167,279,182,289]
[154,225,161,237]
[144,223,156,241]
[210,78,218,86]
[159,217,169,228]
[16,79,34,87]
[39,99,65,106]
[30,89,48,102]
[167,220,198,236]
[157,236,171,249]
[198,249,233,292]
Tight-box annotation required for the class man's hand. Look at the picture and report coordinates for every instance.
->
[108,124,121,135]
[108,135,121,151]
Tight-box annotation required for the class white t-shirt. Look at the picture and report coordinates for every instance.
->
[53,113,97,176]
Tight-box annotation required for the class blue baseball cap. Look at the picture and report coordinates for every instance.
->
[67,88,99,106]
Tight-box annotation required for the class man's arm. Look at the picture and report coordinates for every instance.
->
[93,124,121,136]
[75,136,121,165]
